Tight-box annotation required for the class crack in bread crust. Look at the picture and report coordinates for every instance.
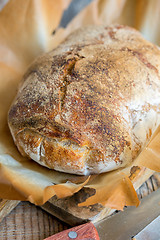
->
[58,56,84,112]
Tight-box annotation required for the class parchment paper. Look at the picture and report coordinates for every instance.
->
[0,0,160,211]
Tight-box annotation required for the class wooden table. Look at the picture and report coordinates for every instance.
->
[0,173,160,240]
[0,202,69,240]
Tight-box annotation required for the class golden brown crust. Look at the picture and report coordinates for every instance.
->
[8,24,160,175]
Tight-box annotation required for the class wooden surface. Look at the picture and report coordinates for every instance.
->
[0,199,20,223]
[0,173,160,240]
[0,201,69,240]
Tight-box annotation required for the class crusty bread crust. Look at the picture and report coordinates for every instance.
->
[8,25,160,175]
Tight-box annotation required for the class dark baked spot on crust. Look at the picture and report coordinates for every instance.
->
[107,28,117,40]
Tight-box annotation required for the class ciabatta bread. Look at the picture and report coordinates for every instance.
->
[8,25,160,175]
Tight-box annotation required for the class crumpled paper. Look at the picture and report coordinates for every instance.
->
[0,0,160,211]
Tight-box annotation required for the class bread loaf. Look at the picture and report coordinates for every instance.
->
[8,25,160,175]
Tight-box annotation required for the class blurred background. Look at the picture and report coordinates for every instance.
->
[1,0,160,45]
